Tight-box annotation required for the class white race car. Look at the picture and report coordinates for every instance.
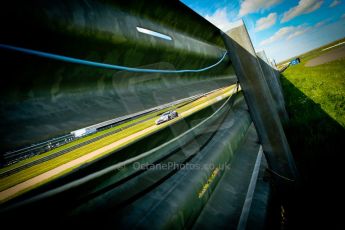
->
[155,111,178,125]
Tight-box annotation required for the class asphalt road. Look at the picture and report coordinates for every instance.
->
[305,45,345,67]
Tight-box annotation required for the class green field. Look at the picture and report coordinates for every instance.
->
[280,39,345,227]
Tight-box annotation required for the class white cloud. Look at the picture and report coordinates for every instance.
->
[260,27,295,46]
[287,26,310,40]
[281,0,324,23]
[205,8,235,32]
[314,18,331,27]
[330,0,341,7]
[259,19,345,62]
[239,0,281,16]
[262,21,331,45]
[255,13,277,31]
[260,25,310,46]
[315,21,324,27]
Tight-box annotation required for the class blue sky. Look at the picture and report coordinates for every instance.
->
[181,0,345,62]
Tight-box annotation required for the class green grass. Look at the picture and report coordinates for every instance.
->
[281,41,345,181]
[280,39,345,229]
[0,86,234,193]
[283,55,345,127]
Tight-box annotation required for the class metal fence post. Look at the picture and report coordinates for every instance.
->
[256,50,289,124]
[221,20,298,185]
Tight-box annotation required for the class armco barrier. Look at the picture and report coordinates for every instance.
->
[256,50,289,124]
[0,0,234,152]
[222,20,298,184]
[0,1,298,229]
[113,95,252,229]
[34,92,252,229]
[0,88,239,215]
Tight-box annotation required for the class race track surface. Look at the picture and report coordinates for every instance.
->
[305,45,345,67]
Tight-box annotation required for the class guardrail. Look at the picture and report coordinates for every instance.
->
[0,0,235,154]
[0,1,298,229]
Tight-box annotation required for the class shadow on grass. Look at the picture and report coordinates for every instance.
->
[281,75,345,229]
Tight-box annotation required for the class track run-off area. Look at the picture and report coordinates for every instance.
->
[0,84,237,203]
